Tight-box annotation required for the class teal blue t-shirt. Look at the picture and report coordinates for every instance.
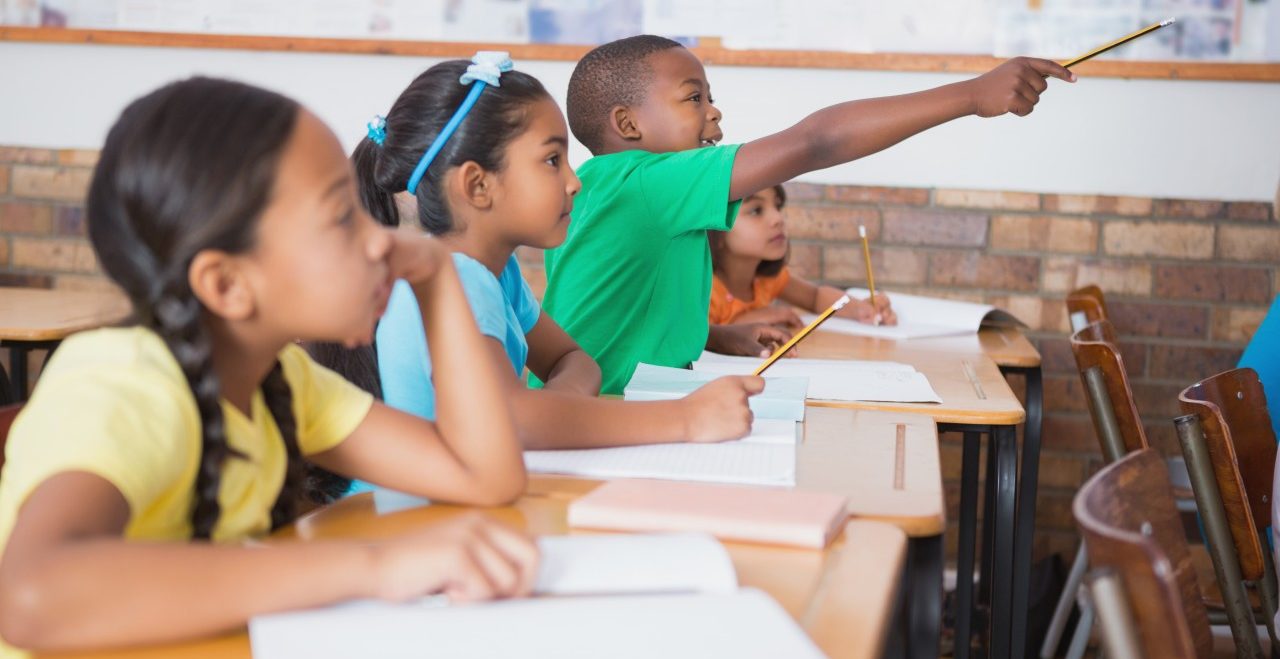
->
[540,145,742,394]
[1239,294,1280,439]
[346,252,539,496]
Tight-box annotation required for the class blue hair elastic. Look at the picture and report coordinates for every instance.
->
[366,115,387,146]
[404,51,513,194]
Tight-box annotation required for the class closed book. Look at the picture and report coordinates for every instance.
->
[569,479,847,549]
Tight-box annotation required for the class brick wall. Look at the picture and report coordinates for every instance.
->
[3,144,1277,564]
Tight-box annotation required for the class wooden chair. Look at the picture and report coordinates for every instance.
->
[1067,284,1109,331]
[1074,448,1211,659]
[0,403,21,473]
[1177,367,1279,657]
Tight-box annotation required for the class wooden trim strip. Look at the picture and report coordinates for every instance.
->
[3,26,1279,82]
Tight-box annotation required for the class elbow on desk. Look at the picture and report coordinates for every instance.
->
[0,570,66,652]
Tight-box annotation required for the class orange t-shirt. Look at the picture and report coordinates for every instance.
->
[708,267,792,324]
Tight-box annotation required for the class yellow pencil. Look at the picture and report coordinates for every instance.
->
[860,225,881,326]
[1061,17,1175,68]
[754,295,851,376]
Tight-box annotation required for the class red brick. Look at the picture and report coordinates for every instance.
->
[1218,226,1280,263]
[1042,194,1152,217]
[787,241,821,280]
[1226,202,1274,222]
[0,238,7,265]
[929,252,1039,291]
[1034,490,1077,531]
[1042,257,1152,296]
[1130,381,1187,418]
[1152,199,1226,219]
[779,182,825,202]
[1044,374,1088,413]
[56,149,99,167]
[1039,452,1090,490]
[1149,344,1241,380]
[990,214,1097,254]
[73,242,99,273]
[825,185,929,206]
[985,294,1047,330]
[1143,422,1182,456]
[0,147,55,164]
[0,201,53,234]
[935,189,1040,211]
[1042,413,1100,452]
[1107,301,1208,340]
[53,205,86,236]
[11,237,82,271]
[1152,264,1272,304]
[822,245,927,286]
[0,164,8,194]
[10,165,93,202]
[786,206,879,241]
[1102,221,1214,260]
[1211,306,1268,343]
[881,209,987,247]
[1034,530,1082,563]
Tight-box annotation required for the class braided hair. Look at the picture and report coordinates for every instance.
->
[86,77,306,539]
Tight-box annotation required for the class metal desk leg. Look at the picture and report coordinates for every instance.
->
[907,534,943,659]
[8,345,29,401]
[989,424,1019,659]
[1010,366,1044,659]
[955,431,983,659]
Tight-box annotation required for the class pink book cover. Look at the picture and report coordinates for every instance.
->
[567,479,848,549]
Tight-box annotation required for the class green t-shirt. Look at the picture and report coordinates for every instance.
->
[541,145,742,394]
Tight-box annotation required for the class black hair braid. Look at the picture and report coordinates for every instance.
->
[151,292,229,540]
[260,360,305,528]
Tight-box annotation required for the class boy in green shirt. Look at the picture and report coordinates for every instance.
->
[543,35,1075,394]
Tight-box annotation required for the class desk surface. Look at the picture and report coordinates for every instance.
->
[800,330,1026,426]
[899,325,1042,369]
[0,287,130,342]
[42,495,907,659]
[529,407,946,538]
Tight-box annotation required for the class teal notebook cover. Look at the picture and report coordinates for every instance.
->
[623,363,808,421]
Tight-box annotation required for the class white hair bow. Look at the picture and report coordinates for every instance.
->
[460,51,514,86]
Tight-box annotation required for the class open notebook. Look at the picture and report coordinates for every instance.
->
[524,416,798,486]
[624,363,808,421]
[803,288,1023,341]
[692,352,942,404]
[251,533,828,658]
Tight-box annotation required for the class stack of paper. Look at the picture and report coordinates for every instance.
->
[251,533,828,658]
[692,352,942,404]
[805,288,1023,341]
[524,429,796,487]
[624,363,808,421]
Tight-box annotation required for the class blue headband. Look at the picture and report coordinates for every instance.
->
[403,51,514,194]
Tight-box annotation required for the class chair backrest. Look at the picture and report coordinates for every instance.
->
[0,403,21,473]
[1179,367,1278,582]
[1070,320,1148,461]
[1075,449,1211,659]
[1067,284,1109,331]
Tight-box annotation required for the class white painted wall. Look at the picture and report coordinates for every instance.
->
[2,40,1278,201]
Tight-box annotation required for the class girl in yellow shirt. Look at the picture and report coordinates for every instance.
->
[0,78,535,656]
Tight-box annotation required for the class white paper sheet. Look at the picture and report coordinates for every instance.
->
[251,588,827,659]
[535,533,737,596]
[624,362,809,421]
[692,352,942,404]
[740,418,799,445]
[805,288,1020,341]
[524,441,796,486]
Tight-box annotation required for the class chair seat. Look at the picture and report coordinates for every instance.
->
[1192,543,1266,612]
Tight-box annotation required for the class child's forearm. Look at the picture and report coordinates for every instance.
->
[512,389,691,449]
[731,82,973,200]
[0,539,371,652]
[410,259,525,500]
[539,350,602,397]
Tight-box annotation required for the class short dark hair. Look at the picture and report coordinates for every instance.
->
[709,185,789,278]
[567,34,683,154]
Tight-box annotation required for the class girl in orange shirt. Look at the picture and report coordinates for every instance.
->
[708,185,895,331]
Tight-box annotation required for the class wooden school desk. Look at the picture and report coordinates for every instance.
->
[0,287,130,403]
[800,329,1037,659]
[529,406,946,659]
[38,494,908,659]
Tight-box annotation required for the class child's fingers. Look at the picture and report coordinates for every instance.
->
[479,522,540,597]
[1026,57,1076,82]
[1019,69,1050,94]
[739,375,766,395]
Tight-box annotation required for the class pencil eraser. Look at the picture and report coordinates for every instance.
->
[858,225,867,238]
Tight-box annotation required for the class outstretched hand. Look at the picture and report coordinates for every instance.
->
[966,57,1076,118]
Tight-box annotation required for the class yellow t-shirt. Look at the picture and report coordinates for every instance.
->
[0,327,373,656]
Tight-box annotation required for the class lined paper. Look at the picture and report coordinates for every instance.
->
[692,353,942,404]
[524,441,796,486]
